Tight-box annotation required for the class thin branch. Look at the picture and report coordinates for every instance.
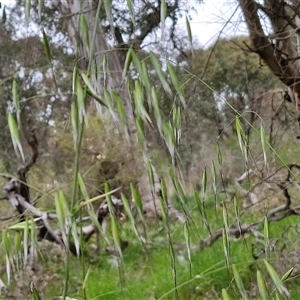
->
[200,4,240,79]
[40,213,65,247]
[130,3,179,49]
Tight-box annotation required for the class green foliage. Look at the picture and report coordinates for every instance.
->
[2,2,300,300]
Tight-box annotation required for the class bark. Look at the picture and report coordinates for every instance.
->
[238,0,300,108]
[54,1,185,222]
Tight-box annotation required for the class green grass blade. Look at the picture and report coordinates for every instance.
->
[160,0,167,21]
[133,81,152,124]
[55,191,69,245]
[14,231,21,270]
[37,0,44,22]
[24,219,29,265]
[12,79,20,125]
[86,90,107,107]
[163,121,176,159]
[141,61,151,96]
[260,125,267,167]
[160,177,168,203]
[172,106,181,143]
[126,0,134,25]
[232,264,248,299]
[82,265,91,291]
[130,48,143,76]
[122,48,132,80]
[31,284,42,300]
[146,159,155,186]
[185,15,193,55]
[8,112,25,162]
[77,187,121,208]
[104,89,117,120]
[71,101,79,148]
[2,230,12,283]
[130,183,143,216]
[222,229,230,269]
[77,173,89,201]
[76,80,88,125]
[235,116,244,153]
[81,73,97,96]
[222,288,231,300]
[183,223,192,274]
[105,184,122,259]
[281,267,294,281]
[202,168,207,197]
[235,116,248,163]
[42,29,52,64]
[263,217,269,258]
[103,0,112,25]
[30,217,38,256]
[25,0,31,24]
[216,142,223,165]
[72,63,78,94]
[275,290,283,300]
[167,62,186,108]
[257,270,268,300]
[152,87,162,135]
[211,160,217,194]
[264,260,290,298]
[103,54,107,85]
[121,193,143,242]
[149,52,172,96]
[112,90,127,126]
[80,14,89,50]
[158,196,167,223]
[111,217,122,258]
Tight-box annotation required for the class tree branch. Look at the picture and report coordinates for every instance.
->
[238,0,300,94]
[199,164,300,249]
[131,3,179,49]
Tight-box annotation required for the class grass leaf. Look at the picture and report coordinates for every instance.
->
[123,48,132,80]
[264,260,290,298]
[167,62,186,108]
[185,15,193,55]
[8,113,25,162]
[232,264,248,299]
[260,125,267,167]
[76,80,88,125]
[42,29,52,64]
[25,0,31,24]
[12,80,20,125]
[77,173,89,201]
[71,101,79,148]
[80,14,89,50]
[149,52,172,96]
[257,270,268,300]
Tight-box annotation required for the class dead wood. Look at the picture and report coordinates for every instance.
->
[1,131,125,256]
[199,164,300,249]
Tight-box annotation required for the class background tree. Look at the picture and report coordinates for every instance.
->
[238,0,300,122]
[0,8,73,176]
[49,0,204,220]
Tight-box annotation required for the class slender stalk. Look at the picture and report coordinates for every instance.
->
[62,121,84,299]
[62,0,103,295]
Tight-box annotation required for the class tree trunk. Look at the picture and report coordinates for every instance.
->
[238,0,300,109]
[54,1,185,222]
